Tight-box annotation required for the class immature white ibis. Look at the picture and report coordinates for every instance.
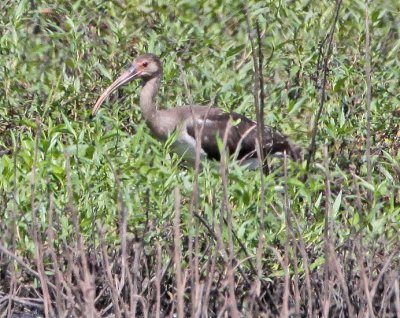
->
[92,54,301,167]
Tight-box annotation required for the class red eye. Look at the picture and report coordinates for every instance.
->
[142,62,148,67]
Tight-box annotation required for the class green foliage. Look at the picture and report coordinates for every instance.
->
[1,0,399,272]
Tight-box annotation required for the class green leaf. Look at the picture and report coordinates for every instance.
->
[288,96,307,115]
[332,190,342,216]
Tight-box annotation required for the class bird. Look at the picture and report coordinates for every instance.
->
[91,53,301,169]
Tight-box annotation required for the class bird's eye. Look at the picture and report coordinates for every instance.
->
[142,62,148,67]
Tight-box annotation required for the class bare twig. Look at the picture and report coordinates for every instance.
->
[188,97,215,316]
[220,121,240,318]
[255,21,267,297]
[243,1,268,174]
[329,247,355,317]
[0,243,62,296]
[323,146,332,318]
[173,186,185,318]
[201,244,217,316]
[46,192,67,314]
[394,277,400,318]
[243,4,269,311]
[283,151,301,316]
[306,0,342,172]
[131,240,144,315]
[292,213,313,316]
[0,295,44,310]
[356,239,375,318]
[179,53,217,315]
[281,152,291,318]
[6,133,20,318]
[65,152,99,317]
[99,225,122,318]
[155,241,162,318]
[178,57,193,105]
[30,119,54,318]
[364,0,373,201]
[104,153,128,296]
[370,252,395,300]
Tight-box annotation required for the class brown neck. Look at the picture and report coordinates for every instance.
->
[140,75,161,122]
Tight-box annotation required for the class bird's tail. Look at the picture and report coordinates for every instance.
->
[264,128,303,162]
[269,141,303,161]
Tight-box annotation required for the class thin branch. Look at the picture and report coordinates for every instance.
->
[104,153,127,296]
[30,118,54,318]
[322,145,332,318]
[356,240,375,318]
[46,192,67,314]
[155,241,162,318]
[98,226,122,318]
[173,186,185,318]
[243,3,268,306]
[283,151,301,316]
[306,0,342,172]
[364,0,373,201]
[243,1,268,174]
[0,243,67,299]
[0,295,44,311]
[220,121,240,318]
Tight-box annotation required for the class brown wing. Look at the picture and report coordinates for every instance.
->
[186,112,254,161]
[186,112,302,161]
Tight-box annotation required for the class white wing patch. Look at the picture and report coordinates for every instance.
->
[171,130,207,164]
[195,118,215,127]
[239,158,260,170]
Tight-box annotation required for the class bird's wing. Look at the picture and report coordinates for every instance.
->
[186,112,258,161]
[186,111,302,161]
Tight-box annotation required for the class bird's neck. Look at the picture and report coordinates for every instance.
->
[140,76,161,122]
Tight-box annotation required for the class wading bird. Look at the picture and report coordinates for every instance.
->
[92,54,301,168]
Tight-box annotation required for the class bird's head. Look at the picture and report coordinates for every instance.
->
[91,53,162,116]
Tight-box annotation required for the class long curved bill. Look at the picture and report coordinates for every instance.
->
[91,64,140,116]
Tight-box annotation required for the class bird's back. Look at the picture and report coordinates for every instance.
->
[153,105,301,162]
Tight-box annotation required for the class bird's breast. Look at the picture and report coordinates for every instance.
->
[146,114,179,140]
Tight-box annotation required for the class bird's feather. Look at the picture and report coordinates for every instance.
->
[186,112,301,161]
